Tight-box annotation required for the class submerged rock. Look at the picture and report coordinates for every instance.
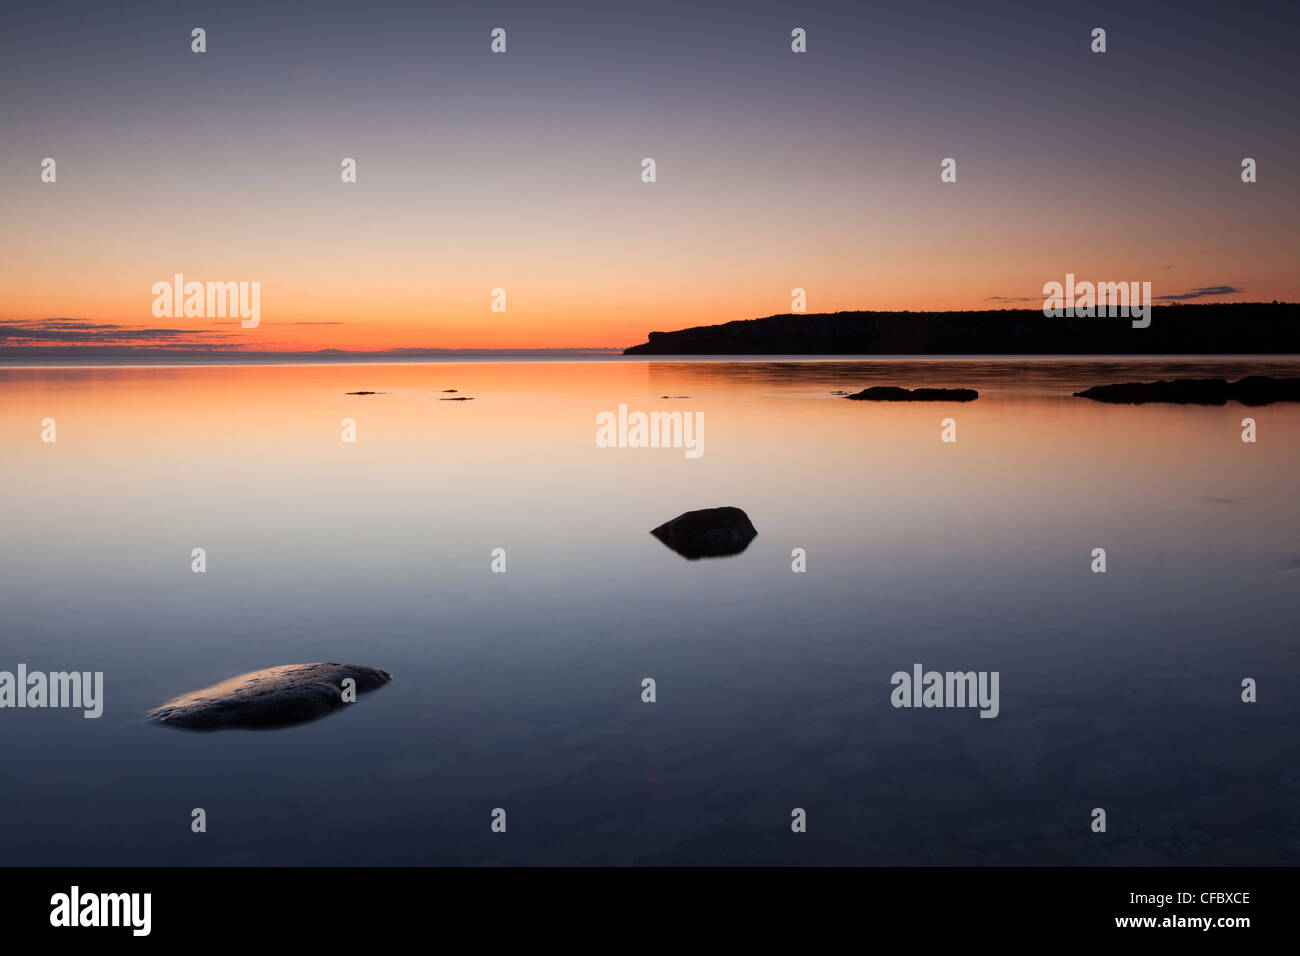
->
[651,507,757,559]
[440,396,474,401]
[845,386,978,402]
[147,663,392,731]
[1073,376,1300,405]
[346,390,381,395]
[1233,376,1300,405]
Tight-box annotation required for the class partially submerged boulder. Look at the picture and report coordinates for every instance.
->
[845,386,978,402]
[147,663,392,731]
[651,507,757,559]
[1074,378,1228,404]
[1073,376,1300,405]
[1232,376,1300,405]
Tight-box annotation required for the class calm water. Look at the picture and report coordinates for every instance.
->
[1,357,1298,865]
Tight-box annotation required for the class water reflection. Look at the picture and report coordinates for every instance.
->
[0,357,1296,865]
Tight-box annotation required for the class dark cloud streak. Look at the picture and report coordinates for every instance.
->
[1154,286,1242,301]
[0,318,244,349]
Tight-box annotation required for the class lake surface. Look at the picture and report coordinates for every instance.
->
[1,357,1297,865]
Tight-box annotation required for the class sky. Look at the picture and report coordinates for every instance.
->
[1,0,1297,352]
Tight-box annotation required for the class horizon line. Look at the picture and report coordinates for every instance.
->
[6,353,1300,372]
[2,300,1296,356]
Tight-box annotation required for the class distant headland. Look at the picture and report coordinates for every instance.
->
[622,303,1300,355]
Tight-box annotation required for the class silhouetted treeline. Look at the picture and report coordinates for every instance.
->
[622,303,1300,355]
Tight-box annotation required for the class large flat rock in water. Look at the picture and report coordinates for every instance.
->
[652,507,757,559]
[147,663,392,731]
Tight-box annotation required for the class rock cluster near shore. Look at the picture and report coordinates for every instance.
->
[1074,376,1300,405]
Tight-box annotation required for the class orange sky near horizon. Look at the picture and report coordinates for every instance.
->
[4,204,1296,352]
[5,151,1296,352]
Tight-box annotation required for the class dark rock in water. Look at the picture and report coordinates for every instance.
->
[845,386,978,402]
[346,391,381,395]
[442,389,458,392]
[1074,378,1229,404]
[651,507,757,559]
[440,396,474,401]
[1229,376,1300,405]
[659,395,691,399]
[1073,376,1300,406]
[146,663,392,731]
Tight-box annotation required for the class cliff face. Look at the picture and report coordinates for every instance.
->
[623,304,1300,355]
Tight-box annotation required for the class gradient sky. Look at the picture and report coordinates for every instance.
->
[2,0,1297,351]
